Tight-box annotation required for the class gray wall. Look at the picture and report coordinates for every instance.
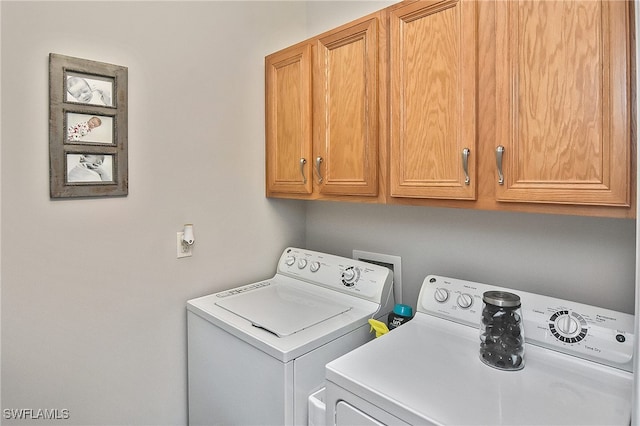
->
[0,1,636,426]
[1,2,307,424]
[305,0,398,35]
[306,203,636,314]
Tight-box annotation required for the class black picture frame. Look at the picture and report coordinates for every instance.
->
[49,53,128,198]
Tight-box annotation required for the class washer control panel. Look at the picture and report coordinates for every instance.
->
[418,275,634,372]
[277,247,393,305]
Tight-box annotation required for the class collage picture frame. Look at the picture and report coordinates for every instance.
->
[49,53,128,198]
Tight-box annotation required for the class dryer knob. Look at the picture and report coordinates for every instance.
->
[555,313,581,336]
[310,261,321,272]
[285,256,296,266]
[298,258,307,269]
[457,293,473,309]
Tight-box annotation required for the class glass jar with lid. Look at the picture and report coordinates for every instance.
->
[479,291,525,371]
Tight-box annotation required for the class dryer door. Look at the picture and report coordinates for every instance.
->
[336,401,385,426]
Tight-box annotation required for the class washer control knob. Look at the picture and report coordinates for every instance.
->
[342,268,356,282]
[310,261,321,272]
[285,256,296,266]
[457,293,473,309]
[297,258,307,269]
[342,267,359,287]
[434,288,450,303]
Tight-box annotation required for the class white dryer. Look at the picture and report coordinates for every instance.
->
[187,247,394,426]
[325,275,634,425]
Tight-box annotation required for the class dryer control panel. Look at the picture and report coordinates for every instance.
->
[278,247,393,306]
[418,275,634,372]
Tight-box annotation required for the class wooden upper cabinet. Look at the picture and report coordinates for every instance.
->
[389,0,478,200]
[314,17,380,197]
[266,13,382,199]
[265,0,635,217]
[265,43,313,196]
[494,0,632,207]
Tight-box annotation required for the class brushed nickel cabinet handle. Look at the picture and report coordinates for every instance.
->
[462,148,471,185]
[496,145,505,185]
[315,156,324,184]
[300,158,307,184]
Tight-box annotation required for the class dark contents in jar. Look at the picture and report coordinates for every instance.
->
[479,302,524,370]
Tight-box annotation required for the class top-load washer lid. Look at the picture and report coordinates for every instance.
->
[215,282,352,337]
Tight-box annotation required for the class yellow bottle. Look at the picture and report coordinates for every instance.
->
[368,319,389,338]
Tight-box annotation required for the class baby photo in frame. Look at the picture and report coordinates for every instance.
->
[66,154,114,183]
[66,112,114,144]
[49,53,128,198]
[65,73,114,107]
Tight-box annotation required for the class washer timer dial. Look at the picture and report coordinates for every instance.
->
[341,266,360,287]
[548,310,588,343]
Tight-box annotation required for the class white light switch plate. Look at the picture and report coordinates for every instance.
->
[177,231,192,258]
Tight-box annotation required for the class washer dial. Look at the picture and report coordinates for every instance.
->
[434,288,450,303]
[341,266,360,287]
[548,310,588,343]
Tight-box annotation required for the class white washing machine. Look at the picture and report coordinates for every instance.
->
[325,275,634,425]
[187,247,394,426]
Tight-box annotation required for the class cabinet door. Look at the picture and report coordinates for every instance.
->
[265,43,313,196]
[390,0,477,200]
[314,17,380,196]
[495,0,631,206]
